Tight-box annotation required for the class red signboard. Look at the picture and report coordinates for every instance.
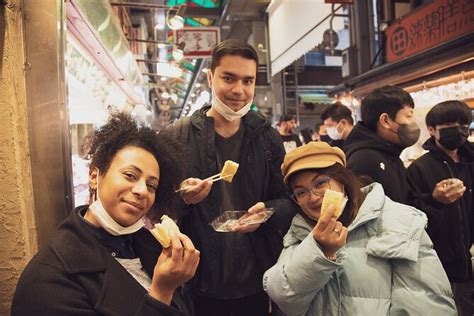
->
[386,0,474,63]
[324,0,353,3]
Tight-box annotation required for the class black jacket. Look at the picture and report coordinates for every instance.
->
[407,138,474,282]
[12,206,193,316]
[344,122,409,204]
[166,106,297,298]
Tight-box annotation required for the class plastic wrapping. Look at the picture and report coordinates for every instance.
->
[209,208,275,232]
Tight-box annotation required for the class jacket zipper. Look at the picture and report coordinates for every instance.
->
[443,160,470,279]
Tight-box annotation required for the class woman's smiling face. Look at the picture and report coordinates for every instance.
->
[92,145,160,227]
[291,170,344,220]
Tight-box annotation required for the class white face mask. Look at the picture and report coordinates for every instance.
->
[326,122,343,140]
[89,170,145,236]
[210,73,253,121]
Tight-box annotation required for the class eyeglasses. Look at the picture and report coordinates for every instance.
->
[291,176,331,205]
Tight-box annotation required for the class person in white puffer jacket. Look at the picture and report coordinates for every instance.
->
[263,141,456,316]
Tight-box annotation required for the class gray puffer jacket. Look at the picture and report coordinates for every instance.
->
[263,183,456,316]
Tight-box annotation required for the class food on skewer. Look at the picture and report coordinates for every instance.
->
[219,160,239,183]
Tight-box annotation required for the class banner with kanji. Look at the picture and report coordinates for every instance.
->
[386,0,474,63]
[173,27,221,58]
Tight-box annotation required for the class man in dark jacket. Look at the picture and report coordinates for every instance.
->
[344,85,420,203]
[407,100,473,315]
[276,114,302,153]
[320,102,354,152]
[164,39,297,316]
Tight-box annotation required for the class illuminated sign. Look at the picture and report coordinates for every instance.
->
[386,0,474,63]
[174,27,221,58]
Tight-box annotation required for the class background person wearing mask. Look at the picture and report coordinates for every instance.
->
[343,85,420,204]
[277,114,302,153]
[320,102,354,151]
[164,39,297,316]
[298,128,314,145]
[12,113,199,316]
[263,142,456,316]
[315,123,331,143]
[407,100,474,316]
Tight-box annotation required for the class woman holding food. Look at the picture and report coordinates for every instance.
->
[263,142,456,316]
[12,113,199,316]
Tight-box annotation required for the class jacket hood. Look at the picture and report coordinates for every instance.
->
[345,123,403,158]
[422,136,474,162]
[284,183,384,247]
[283,183,427,262]
[190,105,270,135]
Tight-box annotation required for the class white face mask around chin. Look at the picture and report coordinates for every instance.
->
[89,170,144,236]
[210,74,253,122]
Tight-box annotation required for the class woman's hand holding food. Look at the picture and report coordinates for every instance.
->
[312,204,347,260]
[179,178,212,205]
[149,233,200,305]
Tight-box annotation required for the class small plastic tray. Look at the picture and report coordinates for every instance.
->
[209,208,275,232]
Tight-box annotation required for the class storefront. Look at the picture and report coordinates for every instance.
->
[66,0,148,206]
[329,0,474,163]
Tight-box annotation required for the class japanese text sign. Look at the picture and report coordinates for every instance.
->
[386,0,474,63]
[173,27,221,58]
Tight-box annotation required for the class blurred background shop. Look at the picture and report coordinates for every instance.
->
[1,0,474,314]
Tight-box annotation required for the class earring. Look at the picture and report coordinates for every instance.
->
[90,187,97,201]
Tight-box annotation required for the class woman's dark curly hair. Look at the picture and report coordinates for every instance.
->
[83,112,185,222]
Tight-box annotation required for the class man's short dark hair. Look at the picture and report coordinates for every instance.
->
[320,102,354,125]
[361,85,414,132]
[425,100,471,128]
[210,39,258,73]
[279,114,295,123]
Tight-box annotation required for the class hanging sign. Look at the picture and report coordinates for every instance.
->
[324,0,353,3]
[174,27,221,58]
[386,0,474,63]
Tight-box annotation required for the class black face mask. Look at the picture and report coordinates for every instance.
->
[438,126,469,150]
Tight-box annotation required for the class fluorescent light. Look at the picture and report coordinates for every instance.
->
[156,62,182,78]
[168,15,184,30]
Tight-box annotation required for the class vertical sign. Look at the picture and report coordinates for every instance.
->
[174,27,221,58]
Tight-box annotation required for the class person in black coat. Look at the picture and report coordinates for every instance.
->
[12,113,200,316]
[344,86,421,204]
[407,100,474,315]
[163,39,297,316]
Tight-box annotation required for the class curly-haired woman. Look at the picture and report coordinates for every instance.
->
[12,113,199,316]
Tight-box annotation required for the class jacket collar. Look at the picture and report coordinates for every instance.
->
[348,183,384,231]
[283,183,427,262]
[422,136,474,163]
[284,183,384,246]
[345,122,403,158]
[49,207,182,315]
[190,105,269,135]
[50,206,109,273]
[50,206,156,275]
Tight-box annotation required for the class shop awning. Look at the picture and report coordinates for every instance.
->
[267,0,344,76]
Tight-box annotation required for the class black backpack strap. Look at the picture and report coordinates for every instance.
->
[258,129,273,162]
[170,116,190,145]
